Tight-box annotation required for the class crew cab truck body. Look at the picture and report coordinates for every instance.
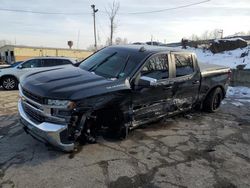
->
[18,45,231,151]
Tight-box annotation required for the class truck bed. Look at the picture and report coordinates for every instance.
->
[199,62,230,77]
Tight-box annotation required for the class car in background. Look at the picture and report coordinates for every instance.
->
[0,61,23,68]
[0,57,76,90]
[10,61,23,67]
[145,41,166,46]
[132,42,145,45]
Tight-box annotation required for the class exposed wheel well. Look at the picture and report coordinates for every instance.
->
[93,106,124,129]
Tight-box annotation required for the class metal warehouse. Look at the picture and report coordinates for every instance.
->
[0,45,92,64]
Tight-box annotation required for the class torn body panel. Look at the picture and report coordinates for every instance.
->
[18,79,132,151]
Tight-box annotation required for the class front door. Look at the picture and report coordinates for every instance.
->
[132,53,175,125]
[16,59,43,78]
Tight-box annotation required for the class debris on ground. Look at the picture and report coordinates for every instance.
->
[183,114,193,119]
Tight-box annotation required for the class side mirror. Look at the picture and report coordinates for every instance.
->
[17,64,23,69]
[137,76,157,87]
[74,62,81,67]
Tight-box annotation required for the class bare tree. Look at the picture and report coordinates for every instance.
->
[201,30,209,40]
[115,37,122,45]
[115,37,128,45]
[190,34,200,41]
[190,29,224,41]
[210,29,222,39]
[106,1,120,45]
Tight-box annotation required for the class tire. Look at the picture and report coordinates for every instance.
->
[2,76,18,90]
[203,87,223,113]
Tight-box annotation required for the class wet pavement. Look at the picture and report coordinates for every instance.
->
[0,89,250,188]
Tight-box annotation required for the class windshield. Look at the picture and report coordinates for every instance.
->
[79,48,136,79]
[11,61,22,67]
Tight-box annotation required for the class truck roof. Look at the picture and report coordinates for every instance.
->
[107,45,192,56]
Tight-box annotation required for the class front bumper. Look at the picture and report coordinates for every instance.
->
[18,99,75,152]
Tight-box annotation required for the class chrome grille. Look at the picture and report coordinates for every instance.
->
[20,86,66,124]
[22,88,45,104]
[22,103,45,123]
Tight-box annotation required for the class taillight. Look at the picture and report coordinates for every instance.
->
[228,69,232,80]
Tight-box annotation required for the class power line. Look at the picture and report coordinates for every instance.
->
[0,0,211,16]
[0,8,90,15]
[119,0,211,15]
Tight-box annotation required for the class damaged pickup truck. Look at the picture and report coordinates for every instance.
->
[18,45,231,151]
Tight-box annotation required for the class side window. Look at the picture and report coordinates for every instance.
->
[174,54,194,77]
[141,54,169,80]
[42,59,60,67]
[22,59,42,68]
[60,60,72,65]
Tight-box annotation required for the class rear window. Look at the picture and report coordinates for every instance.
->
[42,59,58,67]
[42,59,71,67]
[61,60,72,65]
[174,54,194,77]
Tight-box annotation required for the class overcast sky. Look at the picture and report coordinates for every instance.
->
[0,0,249,49]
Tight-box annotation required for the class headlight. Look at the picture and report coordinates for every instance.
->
[47,99,76,109]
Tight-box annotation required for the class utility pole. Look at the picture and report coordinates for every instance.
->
[91,4,98,50]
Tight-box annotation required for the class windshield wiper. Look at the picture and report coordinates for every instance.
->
[116,55,130,78]
[88,52,117,72]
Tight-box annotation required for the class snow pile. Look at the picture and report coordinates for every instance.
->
[195,47,250,69]
[173,46,250,69]
[214,38,247,43]
[226,86,250,98]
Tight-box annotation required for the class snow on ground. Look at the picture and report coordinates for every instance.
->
[231,101,244,107]
[173,46,250,69]
[226,86,250,98]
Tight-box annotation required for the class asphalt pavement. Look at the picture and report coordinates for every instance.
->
[0,89,250,188]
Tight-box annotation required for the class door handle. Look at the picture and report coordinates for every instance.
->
[192,80,200,85]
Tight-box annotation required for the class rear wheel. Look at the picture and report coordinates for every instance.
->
[2,76,18,90]
[203,87,223,112]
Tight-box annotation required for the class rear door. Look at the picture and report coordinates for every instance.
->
[132,53,175,124]
[170,52,200,112]
[42,59,60,67]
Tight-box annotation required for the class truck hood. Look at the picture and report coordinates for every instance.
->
[21,66,130,101]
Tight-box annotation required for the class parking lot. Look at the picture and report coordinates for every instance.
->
[0,89,250,188]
